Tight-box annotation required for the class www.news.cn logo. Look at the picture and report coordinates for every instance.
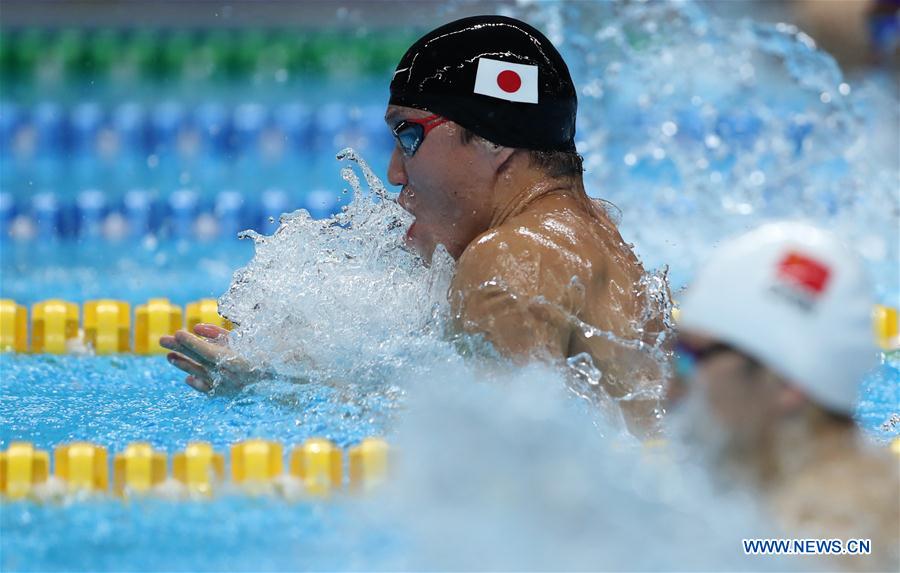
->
[743,539,872,555]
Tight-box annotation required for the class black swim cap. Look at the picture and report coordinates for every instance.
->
[389,15,577,152]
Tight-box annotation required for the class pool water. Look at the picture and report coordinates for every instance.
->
[1,351,895,571]
[2,1,899,571]
[0,241,253,307]
[0,355,402,572]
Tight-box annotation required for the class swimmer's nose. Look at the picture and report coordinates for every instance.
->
[387,147,407,187]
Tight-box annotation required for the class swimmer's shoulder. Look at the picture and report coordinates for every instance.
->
[453,216,583,299]
[507,192,628,267]
[450,218,583,358]
[454,223,542,290]
[459,212,580,275]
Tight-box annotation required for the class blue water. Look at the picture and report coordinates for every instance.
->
[857,354,900,439]
[0,241,253,306]
[0,356,396,451]
[1,500,401,572]
[0,355,403,571]
[2,1,899,571]
[1,352,895,572]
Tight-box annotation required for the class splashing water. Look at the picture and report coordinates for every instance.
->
[210,0,900,438]
[56,1,890,570]
[513,0,899,300]
[214,145,672,442]
[381,367,797,571]
[219,149,457,385]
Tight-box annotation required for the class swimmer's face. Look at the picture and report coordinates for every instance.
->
[670,331,784,448]
[385,105,496,263]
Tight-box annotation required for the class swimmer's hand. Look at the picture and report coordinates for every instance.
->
[160,324,259,394]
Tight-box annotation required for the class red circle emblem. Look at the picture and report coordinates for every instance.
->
[496,70,522,93]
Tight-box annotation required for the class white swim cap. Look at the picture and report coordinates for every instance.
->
[678,221,876,414]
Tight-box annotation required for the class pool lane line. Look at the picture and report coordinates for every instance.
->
[0,438,390,501]
[2,299,898,354]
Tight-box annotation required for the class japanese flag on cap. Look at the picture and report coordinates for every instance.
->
[473,57,539,104]
[389,15,577,151]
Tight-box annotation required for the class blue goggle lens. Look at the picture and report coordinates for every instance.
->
[393,122,424,156]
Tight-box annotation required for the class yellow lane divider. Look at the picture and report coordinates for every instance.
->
[873,305,899,351]
[2,299,897,353]
[348,437,389,493]
[113,442,167,496]
[0,443,49,499]
[3,436,892,501]
[187,299,234,333]
[32,300,79,354]
[0,300,27,353]
[84,300,131,354]
[0,298,231,354]
[290,438,344,496]
[55,442,109,492]
[172,442,225,496]
[135,298,184,354]
[231,439,283,485]
[669,303,898,350]
[0,438,390,500]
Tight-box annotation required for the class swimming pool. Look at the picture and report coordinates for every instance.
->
[1,349,896,571]
[2,1,899,571]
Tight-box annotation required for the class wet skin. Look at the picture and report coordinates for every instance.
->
[163,105,666,433]
[669,330,780,444]
[669,329,900,571]
[160,323,256,393]
[385,105,663,350]
[391,104,667,431]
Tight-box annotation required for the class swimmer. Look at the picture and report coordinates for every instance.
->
[668,222,899,572]
[162,16,667,435]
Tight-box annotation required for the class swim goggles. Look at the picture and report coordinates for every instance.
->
[674,340,752,381]
[391,114,449,157]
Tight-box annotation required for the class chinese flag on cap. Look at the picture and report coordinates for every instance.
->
[473,57,539,104]
[777,251,832,296]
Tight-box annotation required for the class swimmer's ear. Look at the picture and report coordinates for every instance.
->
[487,145,516,172]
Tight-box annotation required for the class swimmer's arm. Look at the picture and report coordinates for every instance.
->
[449,230,574,362]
